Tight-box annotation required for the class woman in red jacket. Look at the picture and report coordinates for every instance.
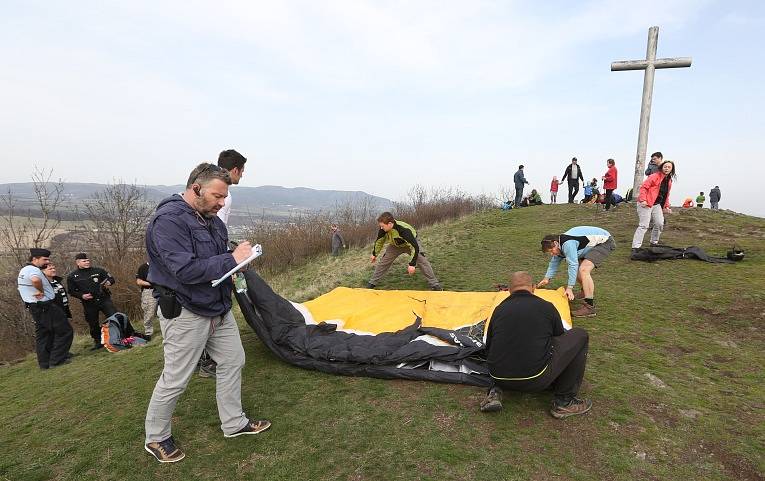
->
[631,160,676,250]
[601,158,618,211]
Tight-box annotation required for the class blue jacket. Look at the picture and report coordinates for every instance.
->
[544,226,611,287]
[146,195,237,317]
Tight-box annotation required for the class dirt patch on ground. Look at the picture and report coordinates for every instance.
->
[664,344,697,357]
[692,299,765,342]
[631,398,680,428]
[694,441,765,481]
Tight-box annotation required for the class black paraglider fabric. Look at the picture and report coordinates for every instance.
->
[236,270,491,387]
[630,244,735,263]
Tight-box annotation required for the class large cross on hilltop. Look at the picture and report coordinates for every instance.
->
[612,26,691,196]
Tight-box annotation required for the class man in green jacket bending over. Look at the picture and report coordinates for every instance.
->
[367,212,442,291]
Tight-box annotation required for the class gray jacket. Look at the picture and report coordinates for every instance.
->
[513,169,528,187]
[709,187,721,202]
[331,231,345,250]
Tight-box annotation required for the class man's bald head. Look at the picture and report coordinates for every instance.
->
[508,271,534,293]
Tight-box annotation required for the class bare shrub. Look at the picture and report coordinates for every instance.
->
[84,181,153,260]
[393,185,492,228]
[0,167,65,264]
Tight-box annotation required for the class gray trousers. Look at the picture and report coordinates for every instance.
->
[711,201,719,210]
[632,204,664,248]
[369,245,440,288]
[145,308,248,443]
[140,288,158,336]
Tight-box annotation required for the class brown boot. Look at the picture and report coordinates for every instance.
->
[572,303,596,317]
[550,397,592,419]
[480,387,503,413]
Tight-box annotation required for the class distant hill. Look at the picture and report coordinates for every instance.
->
[0,182,393,224]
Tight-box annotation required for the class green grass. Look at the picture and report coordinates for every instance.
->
[1,204,763,481]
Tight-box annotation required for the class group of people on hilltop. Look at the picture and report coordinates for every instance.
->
[514,157,620,208]
[15,144,727,464]
[513,152,723,219]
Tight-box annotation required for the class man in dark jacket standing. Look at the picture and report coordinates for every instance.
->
[480,272,591,419]
[143,162,271,464]
[66,253,116,350]
[513,165,529,208]
[561,157,584,203]
[709,186,721,210]
[331,224,346,256]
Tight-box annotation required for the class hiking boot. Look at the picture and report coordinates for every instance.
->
[145,436,185,463]
[90,343,103,351]
[572,303,596,318]
[480,387,503,413]
[224,419,272,438]
[198,360,217,379]
[50,358,72,368]
[366,282,376,289]
[550,397,592,419]
[144,334,152,342]
[431,285,443,291]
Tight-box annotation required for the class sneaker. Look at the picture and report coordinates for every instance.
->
[572,303,596,318]
[430,285,443,291]
[479,387,503,413]
[198,361,217,379]
[224,419,272,438]
[550,397,592,419]
[145,436,185,463]
[366,282,376,289]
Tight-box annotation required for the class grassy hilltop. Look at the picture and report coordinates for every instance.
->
[1,204,763,481]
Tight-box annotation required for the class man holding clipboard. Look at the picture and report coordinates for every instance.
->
[143,162,270,463]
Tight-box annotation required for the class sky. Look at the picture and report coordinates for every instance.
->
[1,0,763,217]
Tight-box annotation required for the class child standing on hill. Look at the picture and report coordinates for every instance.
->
[602,159,618,211]
[550,176,562,204]
[696,192,705,208]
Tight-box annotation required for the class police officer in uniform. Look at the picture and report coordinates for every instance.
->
[66,253,117,350]
[17,248,73,369]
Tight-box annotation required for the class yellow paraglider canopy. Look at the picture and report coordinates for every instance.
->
[301,287,572,335]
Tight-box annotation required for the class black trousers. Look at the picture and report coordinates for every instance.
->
[604,189,615,210]
[29,302,73,368]
[82,297,117,343]
[493,328,589,403]
[567,183,580,203]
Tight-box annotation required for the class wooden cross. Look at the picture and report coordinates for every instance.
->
[612,26,691,196]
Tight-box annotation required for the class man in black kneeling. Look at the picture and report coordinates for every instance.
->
[481,271,592,419]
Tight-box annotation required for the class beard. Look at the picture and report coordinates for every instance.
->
[194,197,220,218]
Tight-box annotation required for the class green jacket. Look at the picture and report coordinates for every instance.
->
[696,195,705,204]
[372,220,420,266]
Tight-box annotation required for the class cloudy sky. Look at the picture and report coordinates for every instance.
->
[1,0,763,216]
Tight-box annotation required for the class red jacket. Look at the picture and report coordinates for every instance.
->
[603,166,617,190]
[550,179,559,192]
[638,172,673,208]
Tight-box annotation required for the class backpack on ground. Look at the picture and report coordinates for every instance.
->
[101,312,146,352]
